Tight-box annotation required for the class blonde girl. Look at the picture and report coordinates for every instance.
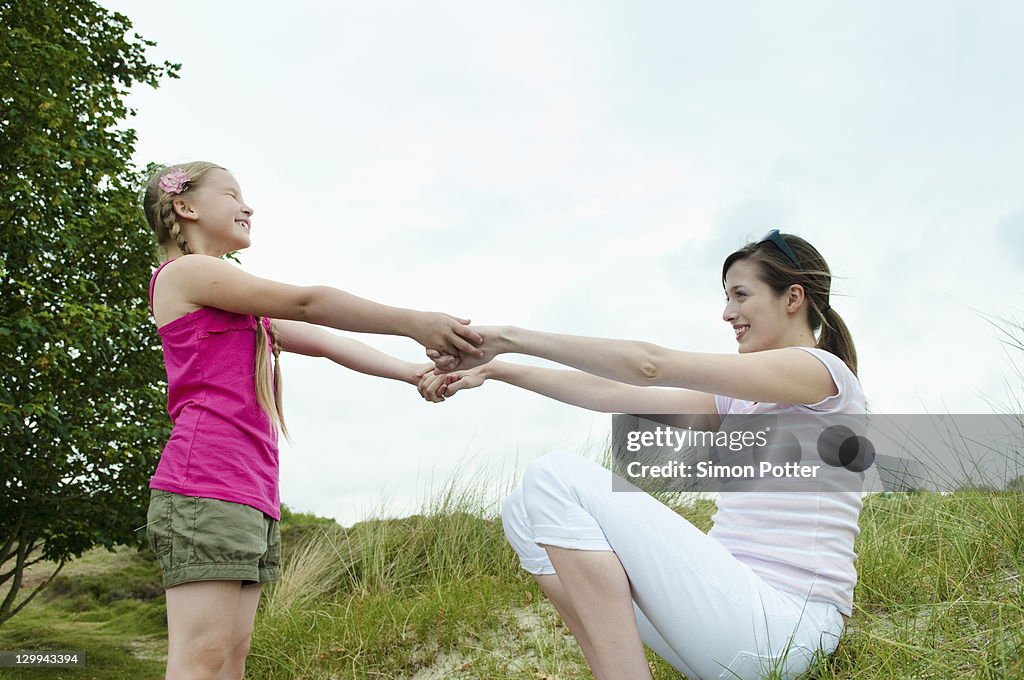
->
[141,161,482,679]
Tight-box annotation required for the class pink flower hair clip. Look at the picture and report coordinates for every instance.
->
[158,167,190,194]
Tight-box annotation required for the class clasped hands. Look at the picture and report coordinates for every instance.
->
[415,325,499,403]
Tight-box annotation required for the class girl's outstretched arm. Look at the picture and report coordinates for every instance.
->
[155,254,483,357]
[431,326,837,406]
[275,320,429,385]
[420,360,719,427]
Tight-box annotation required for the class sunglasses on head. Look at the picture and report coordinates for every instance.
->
[758,229,801,269]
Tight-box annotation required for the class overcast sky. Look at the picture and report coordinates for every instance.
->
[103,0,1024,525]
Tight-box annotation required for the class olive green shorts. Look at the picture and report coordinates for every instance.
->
[146,488,281,589]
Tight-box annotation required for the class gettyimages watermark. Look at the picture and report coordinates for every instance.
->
[610,413,1024,494]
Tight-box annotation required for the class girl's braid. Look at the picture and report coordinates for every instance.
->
[159,198,192,255]
[269,322,282,359]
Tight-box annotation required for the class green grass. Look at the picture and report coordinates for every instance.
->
[244,488,1024,679]
[1,481,1021,679]
[817,491,1024,679]
[0,547,166,679]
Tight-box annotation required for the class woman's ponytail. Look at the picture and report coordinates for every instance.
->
[816,305,858,376]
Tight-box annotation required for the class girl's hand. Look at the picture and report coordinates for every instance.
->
[413,312,484,359]
[426,325,504,372]
[414,365,486,402]
[416,365,450,403]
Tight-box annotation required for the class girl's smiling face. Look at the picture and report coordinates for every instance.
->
[173,168,254,255]
[722,259,804,353]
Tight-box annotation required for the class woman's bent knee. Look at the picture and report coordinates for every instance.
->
[501,484,557,575]
[500,487,524,537]
[501,486,534,550]
[522,452,584,493]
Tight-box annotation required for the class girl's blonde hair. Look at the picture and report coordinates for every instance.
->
[143,162,290,439]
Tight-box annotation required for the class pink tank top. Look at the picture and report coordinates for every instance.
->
[148,259,280,520]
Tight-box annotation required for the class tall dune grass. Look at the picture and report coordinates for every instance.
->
[245,440,1024,679]
[247,463,554,678]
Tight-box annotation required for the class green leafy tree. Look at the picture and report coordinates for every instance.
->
[0,1,179,625]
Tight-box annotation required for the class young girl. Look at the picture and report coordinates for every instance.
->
[419,231,861,679]
[141,161,483,680]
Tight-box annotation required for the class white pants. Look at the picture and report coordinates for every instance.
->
[501,452,846,680]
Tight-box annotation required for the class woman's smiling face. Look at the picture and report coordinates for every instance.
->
[722,258,794,353]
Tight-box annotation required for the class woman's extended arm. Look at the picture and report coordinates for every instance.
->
[420,360,720,427]
[432,326,836,406]
[275,319,427,385]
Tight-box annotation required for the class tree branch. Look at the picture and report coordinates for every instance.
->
[0,528,29,621]
[0,560,65,627]
[0,512,25,566]
[0,553,49,588]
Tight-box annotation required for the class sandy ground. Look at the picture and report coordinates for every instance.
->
[408,606,579,680]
